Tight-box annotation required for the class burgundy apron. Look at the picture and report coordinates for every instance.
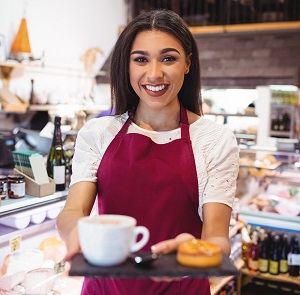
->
[81,104,211,295]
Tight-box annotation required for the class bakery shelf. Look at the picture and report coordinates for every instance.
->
[242,268,300,286]
[0,190,68,218]
[0,218,56,245]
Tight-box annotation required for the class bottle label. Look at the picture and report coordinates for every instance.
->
[54,166,66,185]
[288,254,300,266]
[279,259,288,273]
[248,258,258,271]
[269,260,279,275]
[259,258,269,273]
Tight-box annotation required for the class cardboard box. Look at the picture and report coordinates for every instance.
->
[14,169,56,197]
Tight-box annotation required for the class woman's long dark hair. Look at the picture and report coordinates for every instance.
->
[110,9,202,115]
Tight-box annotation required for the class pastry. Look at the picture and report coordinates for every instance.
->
[177,239,222,268]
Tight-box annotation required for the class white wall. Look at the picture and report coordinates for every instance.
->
[0,0,127,105]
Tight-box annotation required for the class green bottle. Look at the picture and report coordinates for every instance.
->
[47,116,66,191]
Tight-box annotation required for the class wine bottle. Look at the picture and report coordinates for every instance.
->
[248,231,259,272]
[259,233,269,273]
[47,116,66,191]
[279,234,289,274]
[269,231,276,258]
[269,235,280,275]
[288,236,299,277]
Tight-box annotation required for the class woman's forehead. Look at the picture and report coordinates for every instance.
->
[132,30,184,52]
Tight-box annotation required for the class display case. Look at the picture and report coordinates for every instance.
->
[270,104,297,139]
[0,191,68,267]
[237,147,300,232]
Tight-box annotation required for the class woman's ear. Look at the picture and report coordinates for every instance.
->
[185,54,191,74]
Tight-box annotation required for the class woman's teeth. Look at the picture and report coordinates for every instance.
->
[145,85,166,92]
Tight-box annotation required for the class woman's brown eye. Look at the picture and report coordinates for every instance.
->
[163,56,176,62]
[134,57,147,63]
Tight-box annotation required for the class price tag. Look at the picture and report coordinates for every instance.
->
[9,235,22,253]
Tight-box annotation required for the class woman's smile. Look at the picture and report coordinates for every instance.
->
[142,84,170,96]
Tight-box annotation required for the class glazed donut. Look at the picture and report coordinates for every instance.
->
[177,239,222,268]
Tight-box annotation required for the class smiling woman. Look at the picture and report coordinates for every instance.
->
[128,30,189,123]
[110,9,201,117]
[56,9,239,295]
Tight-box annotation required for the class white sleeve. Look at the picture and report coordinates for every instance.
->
[202,126,239,208]
[69,116,123,186]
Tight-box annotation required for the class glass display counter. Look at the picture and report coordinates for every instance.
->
[238,147,300,232]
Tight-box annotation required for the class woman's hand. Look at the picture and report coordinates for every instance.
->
[64,225,81,262]
[151,233,195,254]
[150,233,195,283]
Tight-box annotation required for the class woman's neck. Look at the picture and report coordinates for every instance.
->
[133,104,180,131]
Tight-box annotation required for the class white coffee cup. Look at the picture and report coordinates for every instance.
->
[78,214,150,267]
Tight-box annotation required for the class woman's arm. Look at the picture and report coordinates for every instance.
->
[201,202,232,255]
[151,202,232,256]
[56,181,97,260]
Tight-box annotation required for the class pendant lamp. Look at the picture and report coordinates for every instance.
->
[9,18,32,61]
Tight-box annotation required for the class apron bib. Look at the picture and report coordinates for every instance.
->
[81,104,211,295]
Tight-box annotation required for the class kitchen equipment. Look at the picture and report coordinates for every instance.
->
[13,127,52,155]
[0,130,15,168]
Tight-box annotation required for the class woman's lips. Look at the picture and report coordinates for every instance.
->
[143,84,169,96]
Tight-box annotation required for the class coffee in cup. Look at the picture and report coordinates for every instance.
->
[78,214,149,266]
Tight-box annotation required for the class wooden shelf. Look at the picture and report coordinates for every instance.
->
[189,21,300,35]
[242,268,300,286]
[28,104,109,114]
[210,259,245,295]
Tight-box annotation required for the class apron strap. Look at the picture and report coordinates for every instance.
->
[179,103,190,141]
[117,111,133,136]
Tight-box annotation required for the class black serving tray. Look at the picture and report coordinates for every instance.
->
[69,252,239,278]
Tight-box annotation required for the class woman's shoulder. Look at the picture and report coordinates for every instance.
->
[191,116,237,149]
[192,116,233,134]
[80,113,128,133]
[76,113,129,144]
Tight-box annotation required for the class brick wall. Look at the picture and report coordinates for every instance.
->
[196,30,300,88]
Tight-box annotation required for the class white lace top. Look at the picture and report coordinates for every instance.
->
[70,113,239,220]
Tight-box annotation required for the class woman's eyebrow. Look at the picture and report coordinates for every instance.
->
[161,48,180,55]
[130,48,180,56]
[130,50,148,56]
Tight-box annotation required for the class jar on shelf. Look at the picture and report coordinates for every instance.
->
[0,175,8,200]
[8,174,26,199]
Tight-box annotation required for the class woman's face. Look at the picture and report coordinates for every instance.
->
[129,30,190,111]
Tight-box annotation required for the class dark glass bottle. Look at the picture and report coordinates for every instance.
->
[248,231,259,272]
[269,235,280,275]
[269,231,276,258]
[279,234,289,274]
[259,233,269,273]
[47,116,66,191]
[288,236,299,277]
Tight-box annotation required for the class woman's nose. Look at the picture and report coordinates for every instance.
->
[147,62,163,80]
